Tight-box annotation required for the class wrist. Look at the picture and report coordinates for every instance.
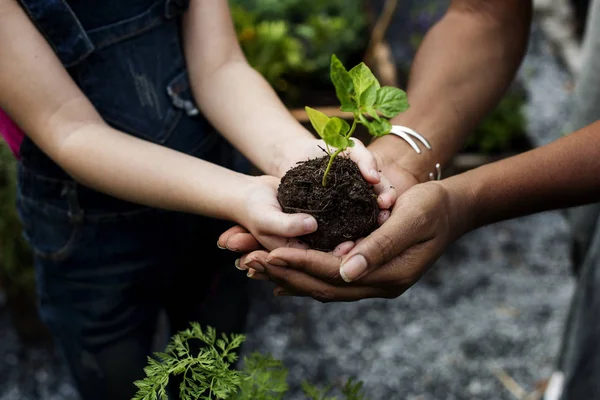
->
[369,134,432,182]
[437,172,479,240]
[270,130,317,177]
[216,173,257,223]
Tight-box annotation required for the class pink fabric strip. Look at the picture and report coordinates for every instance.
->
[0,108,24,159]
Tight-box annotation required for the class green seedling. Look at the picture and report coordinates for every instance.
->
[305,54,410,187]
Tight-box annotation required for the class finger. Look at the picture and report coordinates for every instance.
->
[266,247,344,284]
[256,206,318,238]
[256,235,309,252]
[238,250,270,273]
[373,174,398,210]
[273,286,303,297]
[217,225,249,249]
[377,210,391,225]
[331,241,355,257]
[224,231,263,253]
[347,138,380,184]
[247,268,270,281]
[339,200,433,283]
[353,239,439,288]
[264,264,388,302]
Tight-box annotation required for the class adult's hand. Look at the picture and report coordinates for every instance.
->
[217,145,420,254]
[238,177,476,301]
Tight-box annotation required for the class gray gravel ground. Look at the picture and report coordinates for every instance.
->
[0,18,578,400]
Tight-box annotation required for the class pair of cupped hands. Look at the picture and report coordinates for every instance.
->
[223,136,469,302]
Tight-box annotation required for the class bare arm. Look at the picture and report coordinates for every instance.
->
[0,0,256,221]
[181,0,313,177]
[454,121,600,230]
[369,0,533,181]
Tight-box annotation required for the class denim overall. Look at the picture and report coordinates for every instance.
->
[15,1,250,398]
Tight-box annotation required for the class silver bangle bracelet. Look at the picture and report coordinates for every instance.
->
[389,125,442,181]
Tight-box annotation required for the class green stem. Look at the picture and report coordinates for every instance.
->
[321,117,359,187]
[346,118,358,138]
[322,148,344,187]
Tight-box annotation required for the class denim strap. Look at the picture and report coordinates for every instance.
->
[18,0,95,67]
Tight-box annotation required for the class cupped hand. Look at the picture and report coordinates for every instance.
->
[217,148,419,254]
[234,175,319,252]
[236,177,476,301]
[275,137,399,210]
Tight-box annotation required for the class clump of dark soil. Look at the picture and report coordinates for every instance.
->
[277,155,379,251]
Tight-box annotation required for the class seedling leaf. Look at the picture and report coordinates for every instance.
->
[323,117,350,148]
[374,86,409,118]
[359,114,392,137]
[359,83,377,109]
[330,55,356,112]
[349,63,379,105]
[306,106,330,137]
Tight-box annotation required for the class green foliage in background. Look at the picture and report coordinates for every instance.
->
[0,141,34,298]
[133,323,369,400]
[230,0,368,93]
[467,90,528,153]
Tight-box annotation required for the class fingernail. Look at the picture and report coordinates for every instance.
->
[265,257,287,267]
[247,268,256,278]
[378,210,391,225]
[217,241,226,250]
[245,260,265,273]
[235,259,246,271]
[370,169,380,180]
[340,254,368,282]
[303,217,317,233]
[274,289,292,297]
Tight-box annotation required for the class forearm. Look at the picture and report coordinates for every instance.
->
[446,120,600,232]
[188,61,311,176]
[0,1,251,222]
[182,1,311,177]
[56,122,252,220]
[371,0,532,181]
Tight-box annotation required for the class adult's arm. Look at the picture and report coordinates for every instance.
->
[369,0,533,182]
[254,121,600,301]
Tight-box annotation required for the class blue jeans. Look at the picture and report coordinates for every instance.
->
[15,1,250,399]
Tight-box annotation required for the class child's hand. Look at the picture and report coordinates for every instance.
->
[233,175,318,251]
[275,137,398,211]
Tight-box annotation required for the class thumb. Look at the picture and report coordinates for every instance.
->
[256,207,318,238]
[348,138,380,184]
[339,208,418,282]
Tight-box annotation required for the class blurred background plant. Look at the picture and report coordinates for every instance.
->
[465,88,529,154]
[230,0,528,154]
[230,0,368,100]
[0,140,49,345]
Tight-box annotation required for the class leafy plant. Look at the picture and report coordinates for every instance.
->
[0,141,35,299]
[230,0,367,93]
[132,323,245,400]
[132,323,369,400]
[231,5,304,92]
[466,89,528,153]
[302,378,367,400]
[305,54,409,186]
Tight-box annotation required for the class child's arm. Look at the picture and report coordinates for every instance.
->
[181,0,396,205]
[0,0,316,249]
[180,0,313,178]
